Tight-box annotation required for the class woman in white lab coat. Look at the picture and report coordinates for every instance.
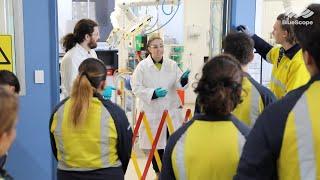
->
[131,35,190,175]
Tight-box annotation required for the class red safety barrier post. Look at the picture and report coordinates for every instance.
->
[132,112,144,144]
[183,108,192,123]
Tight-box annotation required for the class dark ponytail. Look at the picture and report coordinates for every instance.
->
[62,33,77,52]
[194,54,243,116]
[62,19,98,52]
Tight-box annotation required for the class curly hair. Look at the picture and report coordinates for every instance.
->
[223,32,254,65]
[194,54,243,116]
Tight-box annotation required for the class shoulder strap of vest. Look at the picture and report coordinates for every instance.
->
[230,114,251,138]
[49,97,69,160]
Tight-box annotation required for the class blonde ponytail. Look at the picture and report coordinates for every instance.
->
[70,74,93,126]
[68,58,107,126]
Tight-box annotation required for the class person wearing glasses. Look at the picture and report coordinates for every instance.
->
[131,34,190,177]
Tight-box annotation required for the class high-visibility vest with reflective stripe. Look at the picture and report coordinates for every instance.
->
[171,120,246,180]
[233,77,264,127]
[278,82,320,179]
[50,97,121,171]
[266,47,310,99]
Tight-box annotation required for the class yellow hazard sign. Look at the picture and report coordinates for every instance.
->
[0,35,13,72]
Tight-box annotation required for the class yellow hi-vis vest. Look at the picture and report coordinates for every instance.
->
[171,119,246,179]
[266,46,310,99]
[195,75,275,127]
[278,81,320,180]
[233,77,265,127]
[50,98,121,171]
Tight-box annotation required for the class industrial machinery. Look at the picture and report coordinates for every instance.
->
[107,0,181,71]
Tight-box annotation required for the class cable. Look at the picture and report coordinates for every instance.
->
[144,4,160,32]
[162,0,174,15]
[144,0,180,35]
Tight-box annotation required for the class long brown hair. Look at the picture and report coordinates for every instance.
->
[70,58,106,126]
[0,88,18,135]
[62,19,98,52]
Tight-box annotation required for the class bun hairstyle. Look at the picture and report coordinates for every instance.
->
[194,54,243,116]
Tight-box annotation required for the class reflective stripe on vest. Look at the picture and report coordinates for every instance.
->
[271,75,286,93]
[292,94,316,179]
[55,103,119,171]
[173,123,246,179]
[238,131,246,156]
[55,104,69,169]
[173,132,187,180]
[100,104,111,167]
[249,86,260,126]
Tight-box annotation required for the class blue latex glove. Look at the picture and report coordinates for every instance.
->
[236,25,253,36]
[181,69,191,79]
[102,86,116,100]
[154,87,168,98]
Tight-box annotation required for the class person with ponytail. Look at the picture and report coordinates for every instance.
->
[160,54,249,179]
[60,19,100,98]
[50,58,132,180]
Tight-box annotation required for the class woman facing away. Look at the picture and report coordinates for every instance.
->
[160,54,250,180]
[50,58,132,180]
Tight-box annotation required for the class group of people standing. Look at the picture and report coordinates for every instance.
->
[1,3,319,180]
[162,3,320,180]
[50,3,320,180]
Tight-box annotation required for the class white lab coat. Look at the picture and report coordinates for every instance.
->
[131,55,185,149]
[60,43,97,98]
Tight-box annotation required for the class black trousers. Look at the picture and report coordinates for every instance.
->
[57,167,124,180]
[151,129,169,173]
[151,149,164,173]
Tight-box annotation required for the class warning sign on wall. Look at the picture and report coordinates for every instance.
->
[0,35,13,72]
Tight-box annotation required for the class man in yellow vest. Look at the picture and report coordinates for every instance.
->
[224,33,276,127]
[235,4,320,179]
[194,32,276,127]
[238,14,310,99]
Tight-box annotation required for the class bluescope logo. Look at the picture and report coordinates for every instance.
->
[283,8,314,26]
